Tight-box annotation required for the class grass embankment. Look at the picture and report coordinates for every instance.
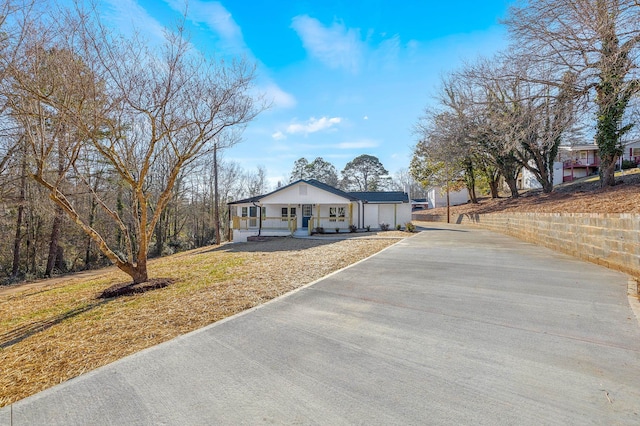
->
[1,235,404,407]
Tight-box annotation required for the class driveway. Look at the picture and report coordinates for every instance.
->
[3,224,640,425]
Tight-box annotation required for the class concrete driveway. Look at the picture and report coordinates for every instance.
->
[3,224,640,425]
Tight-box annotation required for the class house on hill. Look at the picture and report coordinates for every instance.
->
[228,179,411,242]
[557,140,640,183]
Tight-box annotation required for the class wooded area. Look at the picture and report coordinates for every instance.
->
[0,1,265,283]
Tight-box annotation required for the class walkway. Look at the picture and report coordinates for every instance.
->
[2,224,640,425]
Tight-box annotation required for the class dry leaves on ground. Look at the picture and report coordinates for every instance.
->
[415,170,640,218]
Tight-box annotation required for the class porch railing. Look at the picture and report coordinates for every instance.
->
[232,216,297,233]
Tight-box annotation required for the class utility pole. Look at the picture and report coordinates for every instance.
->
[213,142,221,245]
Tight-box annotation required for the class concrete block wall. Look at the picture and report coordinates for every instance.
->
[416,212,640,281]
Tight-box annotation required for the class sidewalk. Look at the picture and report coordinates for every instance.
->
[3,224,639,425]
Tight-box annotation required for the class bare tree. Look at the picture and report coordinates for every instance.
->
[506,0,640,187]
[462,56,579,193]
[6,7,259,284]
[245,165,269,197]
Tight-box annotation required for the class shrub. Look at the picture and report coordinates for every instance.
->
[405,222,416,232]
[379,223,390,231]
[622,159,638,170]
[335,227,340,233]
[316,227,324,234]
[365,225,371,232]
[396,224,402,231]
[349,224,357,233]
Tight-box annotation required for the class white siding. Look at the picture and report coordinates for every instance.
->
[261,182,351,204]
[363,204,379,228]
[378,204,395,226]
[396,203,412,225]
[428,188,468,208]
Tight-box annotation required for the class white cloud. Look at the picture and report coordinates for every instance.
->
[262,83,296,109]
[286,116,342,135]
[164,0,245,50]
[291,15,364,73]
[272,131,286,140]
[363,116,369,120]
[103,0,166,42]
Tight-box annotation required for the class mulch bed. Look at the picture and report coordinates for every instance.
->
[99,278,176,298]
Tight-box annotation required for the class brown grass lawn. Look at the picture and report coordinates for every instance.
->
[0,233,406,407]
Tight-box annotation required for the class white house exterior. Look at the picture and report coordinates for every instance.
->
[228,179,411,242]
[519,161,564,189]
[427,187,469,208]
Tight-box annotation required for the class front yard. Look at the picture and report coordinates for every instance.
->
[0,233,406,407]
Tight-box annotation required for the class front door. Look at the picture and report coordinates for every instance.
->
[302,204,312,228]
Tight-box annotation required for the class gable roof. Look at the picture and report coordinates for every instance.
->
[228,179,358,205]
[228,179,409,205]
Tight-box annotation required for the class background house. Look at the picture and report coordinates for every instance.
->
[558,144,600,182]
[426,187,469,208]
[622,140,640,165]
[228,179,411,242]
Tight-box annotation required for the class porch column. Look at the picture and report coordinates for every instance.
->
[349,203,353,226]
[394,204,397,227]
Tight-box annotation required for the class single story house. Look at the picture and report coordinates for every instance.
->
[228,179,411,242]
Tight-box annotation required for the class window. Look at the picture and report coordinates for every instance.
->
[302,204,312,217]
[249,206,257,227]
[329,206,345,222]
[241,206,258,227]
[281,207,296,221]
[633,148,640,157]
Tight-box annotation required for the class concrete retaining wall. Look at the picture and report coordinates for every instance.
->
[416,212,640,282]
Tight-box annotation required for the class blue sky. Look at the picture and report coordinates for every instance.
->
[101,0,512,186]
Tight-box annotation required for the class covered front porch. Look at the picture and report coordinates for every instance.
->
[229,202,358,241]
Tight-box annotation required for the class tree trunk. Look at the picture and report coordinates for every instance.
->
[45,206,64,277]
[85,197,97,267]
[130,264,148,284]
[505,176,519,198]
[488,179,499,198]
[11,155,27,278]
[599,154,618,187]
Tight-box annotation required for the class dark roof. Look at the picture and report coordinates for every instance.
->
[228,179,409,205]
[350,191,409,203]
[227,179,358,205]
[227,195,262,205]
